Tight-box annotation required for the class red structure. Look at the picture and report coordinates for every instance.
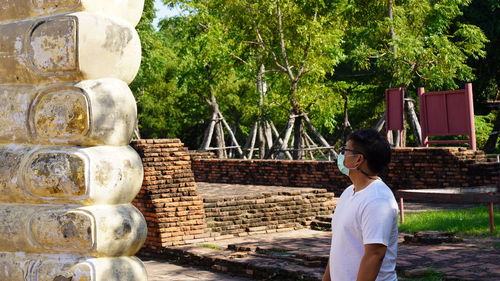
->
[418,83,476,150]
[385,88,405,146]
[385,88,405,130]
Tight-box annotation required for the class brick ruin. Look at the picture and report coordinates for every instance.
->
[130,139,335,253]
[192,147,499,194]
[132,140,499,252]
[131,139,206,250]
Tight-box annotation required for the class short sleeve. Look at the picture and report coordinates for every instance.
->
[360,198,397,246]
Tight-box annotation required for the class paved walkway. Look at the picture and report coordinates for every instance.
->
[144,228,500,280]
[144,258,252,281]
[206,228,500,280]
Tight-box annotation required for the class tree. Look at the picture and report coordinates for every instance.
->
[334,0,488,146]
[158,8,257,156]
[130,0,186,139]
[169,0,347,159]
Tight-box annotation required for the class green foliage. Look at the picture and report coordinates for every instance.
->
[399,205,500,237]
[129,0,495,150]
[344,0,488,90]
[474,112,497,150]
[130,0,186,138]
[462,0,500,104]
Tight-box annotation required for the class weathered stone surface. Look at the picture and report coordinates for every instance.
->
[0,0,144,26]
[0,204,147,256]
[0,145,143,205]
[0,78,137,146]
[0,254,147,281]
[0,1,147,279]
[0,12,141,84]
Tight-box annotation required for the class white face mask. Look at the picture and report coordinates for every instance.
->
[336,153,359,176]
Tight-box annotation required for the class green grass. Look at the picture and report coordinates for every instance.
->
[399,205,500,237]
[398,269,445,281]
[198,244,224,250]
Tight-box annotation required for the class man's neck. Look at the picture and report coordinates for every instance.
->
[350,171,376,193]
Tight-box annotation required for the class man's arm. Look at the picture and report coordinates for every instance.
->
[356,244,387,281]
[322,260,331,281]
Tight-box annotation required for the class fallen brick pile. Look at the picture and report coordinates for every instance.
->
[198,183,335,238]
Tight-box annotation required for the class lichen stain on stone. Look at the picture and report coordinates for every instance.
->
[0,145,32,201]
[113,220,132,240]
[53,275,73,281]
[94,160,123,188]
[30,211,94,250]
[32,0,80,9]
[34,92,89,139]
[0,91,30,138]
[30,18,77,73]
[27,152,86,198]
[102,24,132,55]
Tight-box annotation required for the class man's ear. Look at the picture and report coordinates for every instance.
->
[356,154,364,165]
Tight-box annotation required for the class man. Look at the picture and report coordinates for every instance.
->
[323,129,399,281]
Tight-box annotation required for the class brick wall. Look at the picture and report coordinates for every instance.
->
[192,147,499,194]
[131,140,337,251]
[199,183,335,239]
[131,139,207,251]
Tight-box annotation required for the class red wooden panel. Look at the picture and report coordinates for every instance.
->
[385,88,405,130]
[447,93,470,134]
[425,94,448,135]
[418,83,476,150]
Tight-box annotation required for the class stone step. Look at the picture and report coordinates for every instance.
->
[141,244,325,281]
[310,220,331,231]
[314,215,333,223]
[228,244,328,267]
[200,185,336,239]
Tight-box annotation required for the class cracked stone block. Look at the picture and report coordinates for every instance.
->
[0,204,147,256]
[0,254,147,281]
[0,0,144,26]
[0,12,141,84]
[0,78,137,146]
[0,145,143,205]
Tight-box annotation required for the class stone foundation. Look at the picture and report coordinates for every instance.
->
[198,183,335,238]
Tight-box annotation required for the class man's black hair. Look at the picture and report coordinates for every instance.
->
[347,129,391,174]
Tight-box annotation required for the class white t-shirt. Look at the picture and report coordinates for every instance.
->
[329,179,399,281]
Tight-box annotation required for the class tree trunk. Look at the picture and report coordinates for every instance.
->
[406,99,423,146]
[215,121,225,158]
[220,114,245,158]
[292,114,304,160]
[388,0,396,56]
[341,95,352,144]
[374,112,386,132]
[257,64,267,99]
[245,122,258,159]
[270,122,293,160]
[266,114,295,159]
[303,114,336,157]
[264,121,273,150]
[200,111,217,150]
[133,122,141,140]
[484,111,500,153]
[258,122,266,158]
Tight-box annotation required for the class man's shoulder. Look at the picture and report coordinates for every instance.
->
[363,180,397,206]
[340,185,354,197]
